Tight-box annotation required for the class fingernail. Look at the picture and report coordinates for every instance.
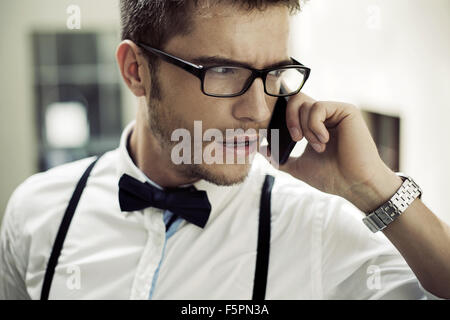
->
[290,127,301,141]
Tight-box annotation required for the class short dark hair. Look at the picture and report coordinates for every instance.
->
[120,0,303,67]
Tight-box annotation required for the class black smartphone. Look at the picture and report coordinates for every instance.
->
[267,95,297,165]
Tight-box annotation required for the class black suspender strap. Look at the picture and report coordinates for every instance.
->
[252,174,275,300]
[40,156,102,300]
[40,157,273,300]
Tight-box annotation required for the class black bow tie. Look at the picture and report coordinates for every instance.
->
[118,174,211,228]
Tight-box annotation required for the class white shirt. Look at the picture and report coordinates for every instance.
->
[0,121,440,300]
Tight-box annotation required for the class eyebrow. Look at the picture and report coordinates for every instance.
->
[190,55,294,70]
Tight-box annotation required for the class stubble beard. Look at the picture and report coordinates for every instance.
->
[146,78,252,187]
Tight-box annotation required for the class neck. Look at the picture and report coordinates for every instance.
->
[128,115,200,188]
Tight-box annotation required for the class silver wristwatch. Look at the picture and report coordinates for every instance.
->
[362,173,422,233]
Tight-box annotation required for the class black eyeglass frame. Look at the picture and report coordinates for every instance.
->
[138,42,311,98]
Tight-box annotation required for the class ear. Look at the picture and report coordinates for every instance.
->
[116,40,148,97]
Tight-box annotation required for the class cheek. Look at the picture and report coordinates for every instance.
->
[160,63,201,98]
[160,71,232,127]
[182,96,233,134]
[159,65,203,116]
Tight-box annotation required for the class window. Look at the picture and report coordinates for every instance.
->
[32,32,122,171]
[361,110,400,172]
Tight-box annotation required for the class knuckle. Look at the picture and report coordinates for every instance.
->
[312,101,326,110]
[311,101,322,109]
[308,119,321,133]
[299,104,311,117]
[344,103,358,111]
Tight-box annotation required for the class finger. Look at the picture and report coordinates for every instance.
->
[308,102,330,144]
[291,91,316,105]
[285,92,317,142]
[299,103,324,152]
[285,98,303,142]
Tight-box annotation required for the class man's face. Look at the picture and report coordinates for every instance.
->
[145,4,291,186]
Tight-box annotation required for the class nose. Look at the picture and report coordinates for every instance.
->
[232,78,271,123]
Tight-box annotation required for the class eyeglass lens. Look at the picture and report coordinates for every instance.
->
[203,66,307,96]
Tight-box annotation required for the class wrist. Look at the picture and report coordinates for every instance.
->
[345,167,403,213]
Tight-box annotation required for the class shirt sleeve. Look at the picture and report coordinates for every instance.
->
[317,194,444,300]
[0,187,31,300]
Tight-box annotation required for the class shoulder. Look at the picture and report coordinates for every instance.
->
[3,150,117,238]
[0,150,118,298]
[13,156,98,212]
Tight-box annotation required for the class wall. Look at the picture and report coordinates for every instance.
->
[0,0,136,222]
[290,0,450,223]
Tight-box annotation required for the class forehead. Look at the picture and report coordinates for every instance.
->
[164,3,291,69]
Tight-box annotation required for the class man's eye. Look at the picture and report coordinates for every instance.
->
[211,67,234,75]
[269,69,284,77]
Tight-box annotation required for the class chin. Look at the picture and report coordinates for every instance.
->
[192,162,252,186]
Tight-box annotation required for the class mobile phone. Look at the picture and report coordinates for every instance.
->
[267,95,297,165]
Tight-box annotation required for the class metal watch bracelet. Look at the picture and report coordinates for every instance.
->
[362,173,422,233]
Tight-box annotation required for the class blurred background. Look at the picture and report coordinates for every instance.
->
[0,0,449,225]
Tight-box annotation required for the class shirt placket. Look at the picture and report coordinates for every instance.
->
[129,208,166,300]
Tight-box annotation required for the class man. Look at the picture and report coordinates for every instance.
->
[1,0,449,300]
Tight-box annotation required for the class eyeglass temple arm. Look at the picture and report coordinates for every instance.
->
[290,57,311,83]
[138,43,204,77]
[290,57,307,67]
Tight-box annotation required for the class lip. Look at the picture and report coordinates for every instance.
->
[218,136,259,144]
[214,139,258,157]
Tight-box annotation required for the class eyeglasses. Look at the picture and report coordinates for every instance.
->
[138,42,311,98]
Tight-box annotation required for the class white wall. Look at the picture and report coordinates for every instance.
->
[0,0,136,221]
[290,0,450,224]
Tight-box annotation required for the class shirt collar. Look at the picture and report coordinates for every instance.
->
[116,120,258,218]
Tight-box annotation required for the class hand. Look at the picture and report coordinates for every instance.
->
[265,92,403,213]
